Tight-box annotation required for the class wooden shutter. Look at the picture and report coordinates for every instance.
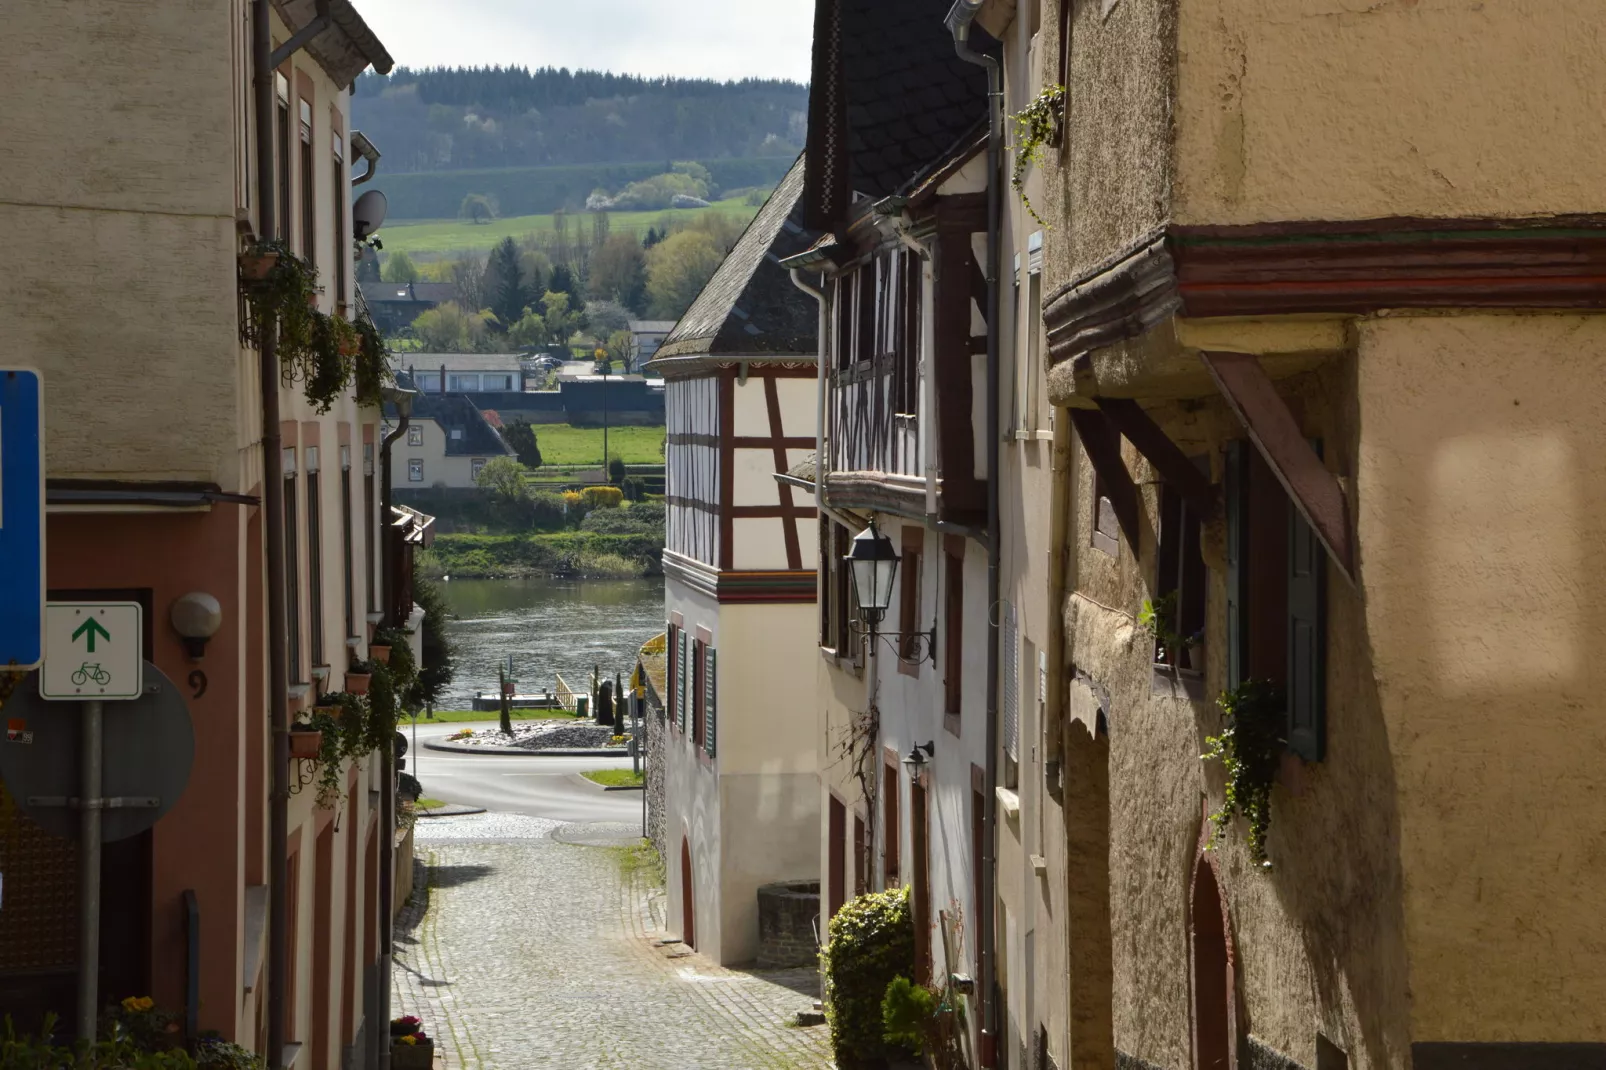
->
[1286,443,1327,761]
[1224,441,1249,691]
[703,647,717,758]
[677,629,689,732]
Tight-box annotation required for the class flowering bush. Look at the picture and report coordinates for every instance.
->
[390,1016,429,1046]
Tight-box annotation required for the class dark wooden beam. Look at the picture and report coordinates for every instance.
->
[1199,351,1355,581]
[1095,398,1217,519]
[1068,409,1141,553]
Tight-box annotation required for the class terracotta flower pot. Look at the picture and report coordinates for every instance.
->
[238,252,278,282]
[369,645,391,664]
[346,672,372,695]
[289,730,322,760]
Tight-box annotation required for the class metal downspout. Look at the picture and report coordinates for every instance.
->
[377,408,409,1070]
[948,2,1004,1064]
[252,3,291,1067]
[789,268,855,529]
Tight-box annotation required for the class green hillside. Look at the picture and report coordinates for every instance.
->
[373,157,794,222]
[378,197,759,260]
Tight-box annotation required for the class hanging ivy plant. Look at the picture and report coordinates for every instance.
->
[1201,679,1285,867]
[1010,83,1066,229]
[241,238,358,414]
[352,317,394,408]
[307,691,368,809]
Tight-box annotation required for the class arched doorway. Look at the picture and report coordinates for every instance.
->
[680,837,696,949]
[1191,854,1235,1070]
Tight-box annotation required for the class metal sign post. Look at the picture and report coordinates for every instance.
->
[9,606,188,1043]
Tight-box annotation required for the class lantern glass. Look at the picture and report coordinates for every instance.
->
[845,521,899,617]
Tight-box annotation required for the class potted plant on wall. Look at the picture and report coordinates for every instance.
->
[389,1016,433,1070]
[1201,679,1286,867]
[1185,629,1205,673]
[345,659,374,695]
[288,721,322,760]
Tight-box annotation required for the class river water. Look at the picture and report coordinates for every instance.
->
[435,577,665,710]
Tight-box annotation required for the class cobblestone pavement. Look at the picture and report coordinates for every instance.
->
[393,812,833,1069]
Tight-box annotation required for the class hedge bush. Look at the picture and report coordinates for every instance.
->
[823,885,916,1069]
[583,485,624,510]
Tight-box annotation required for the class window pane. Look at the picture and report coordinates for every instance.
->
[408,459,423,482]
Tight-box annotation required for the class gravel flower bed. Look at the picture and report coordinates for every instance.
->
[446,719,626,751]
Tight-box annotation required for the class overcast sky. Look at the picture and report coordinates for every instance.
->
[360,0,816,83]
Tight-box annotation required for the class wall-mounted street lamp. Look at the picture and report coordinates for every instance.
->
[845,518,936,664]
[170,592,222,661]
[902,740,936,773]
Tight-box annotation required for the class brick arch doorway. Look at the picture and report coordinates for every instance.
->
[680,836,696,949]
[1191,851,1236,1070]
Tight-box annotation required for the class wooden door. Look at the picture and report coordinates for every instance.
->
[680,837,696,949]
[911,777,930,982]
[828,796,846,918]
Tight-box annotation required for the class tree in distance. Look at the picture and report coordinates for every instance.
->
[411,301,497,353]
[487,237,532,330]
[585,299,632,336]
[382,250,420,284]
[503,418,543,468]
[588,233,648,312]
[608,455,627,485]
[646,229,724,319]
[460,192,499,224]
[475,456,530,502]
[606,329,637,371]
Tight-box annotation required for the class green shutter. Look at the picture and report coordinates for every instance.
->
[1224,441,1249,691]
[677,630,689,732]
[1286,443,1327,761]
[703,648,717,758]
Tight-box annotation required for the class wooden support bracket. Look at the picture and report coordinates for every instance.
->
[1095,397,1217,519]
[1069,409,1142,552]
[1199,351,1355,581]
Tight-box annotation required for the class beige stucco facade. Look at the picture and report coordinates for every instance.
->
[0,2,395,1064]
[1032,0,1606,1066]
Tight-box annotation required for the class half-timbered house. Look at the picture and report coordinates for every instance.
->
[782,0,1001,1039]
[650,159,823,966]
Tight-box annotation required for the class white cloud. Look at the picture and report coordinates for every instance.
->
[356,0,816,83]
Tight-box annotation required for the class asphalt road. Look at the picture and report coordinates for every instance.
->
[401,719,644,825]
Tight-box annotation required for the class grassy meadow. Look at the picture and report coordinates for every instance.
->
[530,425,665,467]
[380,197,759,260]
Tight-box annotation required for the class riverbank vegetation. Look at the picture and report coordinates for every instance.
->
[421,531,663,580]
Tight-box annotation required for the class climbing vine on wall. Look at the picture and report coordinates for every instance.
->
[1201,679,1285,867]
[1009,84,1066,228]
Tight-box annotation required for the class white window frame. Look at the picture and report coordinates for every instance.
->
[407,459,424,483]
[407,426,423,447]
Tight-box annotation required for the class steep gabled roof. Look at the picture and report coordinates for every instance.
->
[652,158,818,362]
[804,0,994,230]
[385,388,512,458]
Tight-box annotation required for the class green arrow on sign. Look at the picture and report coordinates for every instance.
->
[72,617,111,654]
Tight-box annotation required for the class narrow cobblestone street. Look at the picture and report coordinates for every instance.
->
[392,812,833,1069]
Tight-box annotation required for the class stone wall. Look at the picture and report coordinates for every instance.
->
[755,880,820,969]
[644,694,667,865]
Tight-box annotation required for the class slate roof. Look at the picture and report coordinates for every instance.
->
[386,389,512,458]
[653,157,818,361]
[361,281,456,305]
[806,0,994,224]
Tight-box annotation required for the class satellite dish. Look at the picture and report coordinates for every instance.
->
[353,189,388,240]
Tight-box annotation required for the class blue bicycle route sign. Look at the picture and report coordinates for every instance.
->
[0,370,44,670]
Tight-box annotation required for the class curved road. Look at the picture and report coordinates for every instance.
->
[401,719,643,824]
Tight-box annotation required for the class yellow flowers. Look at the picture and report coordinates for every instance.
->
[121,995,155,1012]
[398,1035,418,1045]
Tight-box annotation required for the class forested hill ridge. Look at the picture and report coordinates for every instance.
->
[353,66,809,174]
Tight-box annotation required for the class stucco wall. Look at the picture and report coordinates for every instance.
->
[1354,313,1606,1044]
[1042,0,1176,288]
[1174,0,1606,226]
[1062,358,1412,1069]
